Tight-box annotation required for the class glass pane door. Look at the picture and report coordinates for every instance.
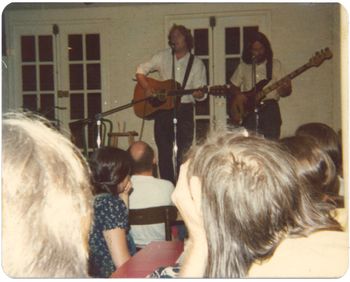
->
[13,21,108,153]
[67,32,102,149]
[20,33,57,124]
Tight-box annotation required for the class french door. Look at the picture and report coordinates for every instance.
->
[10,20,109,149]
[165,12,270,141]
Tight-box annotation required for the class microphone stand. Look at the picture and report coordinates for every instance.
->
[252,56,259,134]
[69,95,153,150]
[171,46,179,181]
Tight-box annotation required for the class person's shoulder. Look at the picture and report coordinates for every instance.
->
[94,193,122,206]
[154,178,175,189]
[249,230,347,278]
[156,48,172,57]
[145,176,175,192]
[237,60,248,69]
[272,58,283,67]
[94,193,111,204]
[193,54,205,65]
[192,55,207,73]
[93,193,119,213]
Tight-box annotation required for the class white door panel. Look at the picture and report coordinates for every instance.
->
[9,20,109,150]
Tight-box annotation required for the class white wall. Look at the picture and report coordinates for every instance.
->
[3,3,345,151]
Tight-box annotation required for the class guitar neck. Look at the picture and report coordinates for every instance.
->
[257,62,311,100]
[169,87,207,96]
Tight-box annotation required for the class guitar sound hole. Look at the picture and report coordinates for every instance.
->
[149,97,166,107]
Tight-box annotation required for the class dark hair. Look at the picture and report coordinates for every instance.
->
[242,31,273,81]
[280,135,339,204]
[295,122,342,174]
[167,24,194,51]
[89,147,132,196]
[186,130,341,278]
[128,142,155,174]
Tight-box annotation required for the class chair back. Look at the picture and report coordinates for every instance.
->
[69,118,113,158]
[90,118,113,148]
[129,206,178,241]
[69,120,88,157]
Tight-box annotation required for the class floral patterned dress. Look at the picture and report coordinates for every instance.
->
[88,193,133,278]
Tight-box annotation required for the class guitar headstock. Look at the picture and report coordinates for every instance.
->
[308,48,333,67]
[209,85,230,97]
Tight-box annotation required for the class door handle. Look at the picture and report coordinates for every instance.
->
[57,90,69,98]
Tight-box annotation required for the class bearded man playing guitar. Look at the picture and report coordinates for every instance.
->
[230,31,292,140]
[136,24,207,184]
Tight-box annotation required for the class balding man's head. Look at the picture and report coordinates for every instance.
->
[128,141,155,174]
[129,141,147,161]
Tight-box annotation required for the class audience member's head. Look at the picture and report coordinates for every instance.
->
[128,141,156,175]
[173,129,341,278]
[295,122,342,175]
[89,146,132,195]
[2,112,93,277]
[280,135,341,207]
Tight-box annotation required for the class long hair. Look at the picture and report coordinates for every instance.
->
[280,136,339,208]
[2,112,93,277]
[167,24,194,51]
[186,129,341,278]
[89,147,132,196]
[295,122,342,175]
[242,31,273,81]
[280,135,340,204]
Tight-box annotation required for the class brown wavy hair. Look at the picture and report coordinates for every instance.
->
[167,24,194,51]
[280,135,340,206]
[186,129,341,278]
[295,122,342,175]
[242,31,273,81]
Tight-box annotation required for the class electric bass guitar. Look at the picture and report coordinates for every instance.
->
[230,47,333,125]
[133,77,228,119]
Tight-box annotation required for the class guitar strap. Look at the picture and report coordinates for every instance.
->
[181,53,194,89]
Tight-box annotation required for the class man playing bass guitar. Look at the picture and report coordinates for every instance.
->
[135,24,207,184]
[229,31,292,140]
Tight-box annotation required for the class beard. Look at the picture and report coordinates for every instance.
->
[254,54,266,64]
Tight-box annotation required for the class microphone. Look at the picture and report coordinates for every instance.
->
[170,42,175,54]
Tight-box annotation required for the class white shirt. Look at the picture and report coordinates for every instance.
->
[136,48,207,103]
[230,58,285,101]
[129,175,175,246]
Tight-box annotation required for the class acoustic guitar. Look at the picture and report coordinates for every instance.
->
[230,48,333,125]
[133,77,228,119]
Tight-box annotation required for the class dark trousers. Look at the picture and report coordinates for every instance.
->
[242,99,282,140]
[154,103,194,184]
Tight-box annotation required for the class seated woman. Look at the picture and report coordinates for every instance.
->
[88,147,135,278]
[152,129,346,278]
